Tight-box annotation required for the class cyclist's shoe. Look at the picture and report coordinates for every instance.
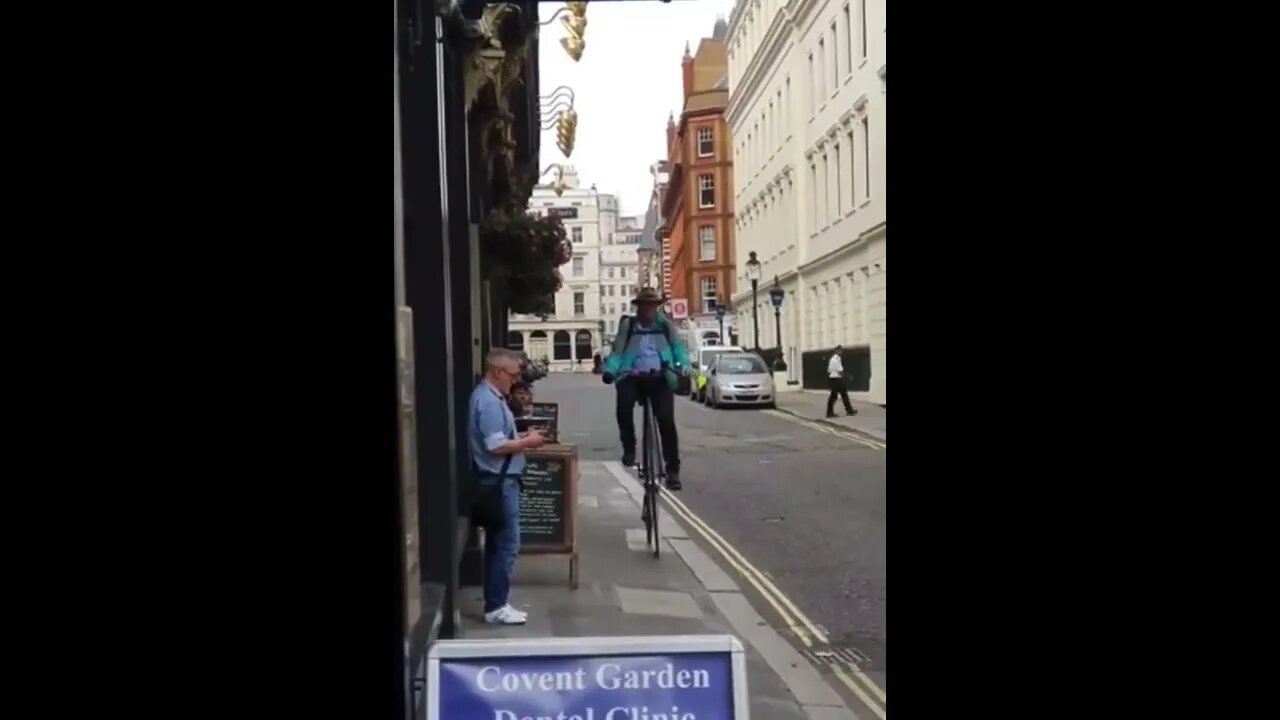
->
[622,451,636,467]
[665,470,682,491]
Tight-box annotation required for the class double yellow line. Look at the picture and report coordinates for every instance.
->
[760,409,886,451]
[657,487,888,718]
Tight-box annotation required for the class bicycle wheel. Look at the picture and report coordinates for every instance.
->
[646,401,663,558]
[641,399,655,548]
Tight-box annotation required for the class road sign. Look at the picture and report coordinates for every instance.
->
[669,298,689,320]
[428,635,749,720]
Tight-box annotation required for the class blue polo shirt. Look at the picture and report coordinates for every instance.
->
[468,379,524,476]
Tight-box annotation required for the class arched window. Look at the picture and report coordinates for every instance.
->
[553,330,572,360]
[575,330,593,361]
[506,331,524,352]
[528,330,549,362]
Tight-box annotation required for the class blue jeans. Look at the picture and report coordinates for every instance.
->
[481,477,521,613]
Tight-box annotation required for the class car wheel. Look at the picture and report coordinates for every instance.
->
[765,402,776,410]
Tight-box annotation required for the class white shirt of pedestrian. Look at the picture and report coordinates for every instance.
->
[828,353,844,378]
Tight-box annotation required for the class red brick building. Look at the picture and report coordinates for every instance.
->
[660,23,736,317]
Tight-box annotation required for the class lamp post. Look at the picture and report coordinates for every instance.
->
[769,276,787,371]
[715,301,726,345]
[746,251,762,352]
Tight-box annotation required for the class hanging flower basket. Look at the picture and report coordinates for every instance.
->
[480,211,571,314]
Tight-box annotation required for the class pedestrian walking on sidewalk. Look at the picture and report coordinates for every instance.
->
[468,348,547,625]
[826,345,859,418]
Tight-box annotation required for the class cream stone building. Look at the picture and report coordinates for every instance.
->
[725,0,886,403]
[510,167,615,370]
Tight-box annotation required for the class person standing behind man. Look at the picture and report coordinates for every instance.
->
[468,348,547,625]
[826,345,859,418]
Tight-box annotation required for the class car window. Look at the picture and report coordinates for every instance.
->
[720,356,768,373]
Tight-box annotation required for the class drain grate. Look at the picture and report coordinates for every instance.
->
[806,646,872,669]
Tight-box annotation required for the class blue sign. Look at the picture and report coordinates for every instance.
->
[428,635,748,720]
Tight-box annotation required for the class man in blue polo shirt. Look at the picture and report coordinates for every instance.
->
[468,348,547,625]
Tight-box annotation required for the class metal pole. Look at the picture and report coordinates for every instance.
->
[718,315,725,342]
[774,306,782,361]
[751,279,760,352]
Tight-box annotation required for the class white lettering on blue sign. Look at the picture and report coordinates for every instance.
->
[433,651,738,719]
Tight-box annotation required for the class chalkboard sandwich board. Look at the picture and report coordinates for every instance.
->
[519,443,579,587]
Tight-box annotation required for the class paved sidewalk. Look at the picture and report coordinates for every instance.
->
[776,391,886,442]
[459,460,859,720]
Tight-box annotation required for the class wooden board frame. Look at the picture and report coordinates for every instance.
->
[518,443,579,588]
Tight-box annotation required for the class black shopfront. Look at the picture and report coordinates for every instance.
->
[394,1,542,716]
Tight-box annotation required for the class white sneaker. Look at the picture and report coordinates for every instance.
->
[484,605,527,625]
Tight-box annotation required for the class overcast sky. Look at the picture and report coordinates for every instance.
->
[537,0,736,218]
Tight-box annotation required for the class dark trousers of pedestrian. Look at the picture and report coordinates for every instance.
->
[616,375,680,472]
[478,476,521,613]
[827,377,855,416]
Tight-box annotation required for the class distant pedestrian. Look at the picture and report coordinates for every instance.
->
[826,345,858,418]
[468,348,547,625]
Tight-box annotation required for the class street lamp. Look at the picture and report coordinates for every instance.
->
[769,276,787,371]
[746,251,762,352]
[714,300,726,345]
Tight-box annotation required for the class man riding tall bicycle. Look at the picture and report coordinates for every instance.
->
[602,287,689,490]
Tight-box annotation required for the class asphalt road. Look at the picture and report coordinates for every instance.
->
[532,372,888,689]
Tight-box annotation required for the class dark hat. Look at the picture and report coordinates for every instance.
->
[631,286,665,305]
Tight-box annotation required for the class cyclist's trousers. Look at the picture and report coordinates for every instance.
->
[616,375,680,472]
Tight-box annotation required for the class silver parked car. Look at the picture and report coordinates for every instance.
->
[706,353,776,409]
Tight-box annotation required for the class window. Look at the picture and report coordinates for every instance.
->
[859,0,868,59]
[807,54,816,114]
[775,93,782,143]
[622,284,630,297]
[785,77,792,130]
[700,277,718,314]
[698,174,715,208]
[862,116,871,200]
[573,292,585,317]
[847,128,857,206]
[817,39,826,101]
[809,162,818,230]
[572,226,583,243]
[699,226,716,261]
[621,267,627,278]
[821,153,830,224]
[843,5,854,76]
[553,330,571,360]
[834,142,843,216]
[767,103,774,150]
[572,256,584,276]
[608,267,615,279]
[830,22,839,87]
[697,127,713,157]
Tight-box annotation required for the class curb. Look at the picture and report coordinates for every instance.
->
[774,405,887,446]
